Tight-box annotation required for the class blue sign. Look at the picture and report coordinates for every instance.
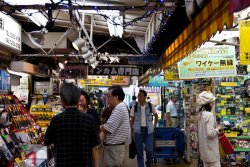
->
[148,75,168,87]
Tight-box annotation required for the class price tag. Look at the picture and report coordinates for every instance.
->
[21,152,25,160]
[15,157,21,164]
[243,128,248,133]
[221,82,238,86]
[245,108,250,113]
[225,132,238,138]
[221,109,226,115]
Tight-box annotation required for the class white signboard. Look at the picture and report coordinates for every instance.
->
[0,12,22,53]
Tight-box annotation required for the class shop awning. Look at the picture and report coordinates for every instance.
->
[162,0,234,69]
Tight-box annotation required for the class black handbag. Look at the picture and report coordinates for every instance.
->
[129,138,137,159]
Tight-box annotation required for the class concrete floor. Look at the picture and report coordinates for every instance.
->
[100,144,190,167]
[124,145,190,167]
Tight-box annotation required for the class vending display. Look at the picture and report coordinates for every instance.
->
[0,94,43,167]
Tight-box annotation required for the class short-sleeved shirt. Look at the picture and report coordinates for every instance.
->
[130,102,157,127]
[166,100,177,116]
[44,108,100,167]
[104,102,130,145]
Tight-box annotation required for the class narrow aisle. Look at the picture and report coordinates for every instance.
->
[124,145,190,167]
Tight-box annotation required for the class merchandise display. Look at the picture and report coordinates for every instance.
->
[182,79,213,166]
[0,94,44,167]
[215,77,250,166]
[30,95,62,133]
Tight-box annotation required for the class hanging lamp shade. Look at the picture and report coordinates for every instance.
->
[72,38,86,50]
[80,45,89,54]
[82,50,92,60]
[91,61,99,69]
[87,57,96,64]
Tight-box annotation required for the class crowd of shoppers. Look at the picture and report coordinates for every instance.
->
[44,82,223,167]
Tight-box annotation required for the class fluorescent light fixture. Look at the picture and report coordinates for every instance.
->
[72,38,86,50]
[107,16,123,38]
[78,10,120,17]
[5,0,61,5]
[22,9,48,27]
[7,68,30,77]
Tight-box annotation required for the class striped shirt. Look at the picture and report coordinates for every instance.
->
[104,102,130,145]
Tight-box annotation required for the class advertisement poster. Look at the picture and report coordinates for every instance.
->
[164,66,181,81]
[240,20,250,65]
[178,46,236,79]
[111,76,130,86]
[80,78,112,86]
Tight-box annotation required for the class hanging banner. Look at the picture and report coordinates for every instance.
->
[88,65,143,76]
[178,46,236,79]
[164,66,181,81]
[240,20,250,65]
[111,76,130,86]
[79,78,112,86]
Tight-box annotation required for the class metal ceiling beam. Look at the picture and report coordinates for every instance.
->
[1,4,173,11]
[16,54,142,57]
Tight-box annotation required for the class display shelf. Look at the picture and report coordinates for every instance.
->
[228,136,250,139]
[234,148,250,152]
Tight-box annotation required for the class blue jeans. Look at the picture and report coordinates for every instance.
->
[135,127,153,167]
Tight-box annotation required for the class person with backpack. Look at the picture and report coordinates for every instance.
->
[130,90,158,167]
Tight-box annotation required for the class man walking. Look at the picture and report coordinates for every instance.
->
[130,90,158,167]
[99,86,130,167]
[45,83,100,167]
[166,96,178,127]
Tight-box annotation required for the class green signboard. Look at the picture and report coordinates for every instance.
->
[177,46,236,79]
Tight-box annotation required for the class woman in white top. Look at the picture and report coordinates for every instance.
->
[197,91,222,167]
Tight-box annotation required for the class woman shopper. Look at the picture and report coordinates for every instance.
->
[78,91,101,127]
[197,91,222,167]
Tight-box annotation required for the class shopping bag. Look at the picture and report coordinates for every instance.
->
[129,138,137,159]
[47,146,55,167]
[218,132,234,154]
[219,142,226,157]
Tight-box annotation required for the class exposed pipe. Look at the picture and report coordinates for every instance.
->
[97,36,114,51]
[121,38,141,55]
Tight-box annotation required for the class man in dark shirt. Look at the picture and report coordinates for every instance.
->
[44,83,100,167]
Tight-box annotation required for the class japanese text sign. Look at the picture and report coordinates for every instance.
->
[88,66,143,76]
[0,12,21,53]
[59,65,88,79]
[240,20,250,65]
[79,78,112,86]
[177,46,236,79]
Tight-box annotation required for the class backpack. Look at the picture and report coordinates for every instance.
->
[134,102,152,113]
